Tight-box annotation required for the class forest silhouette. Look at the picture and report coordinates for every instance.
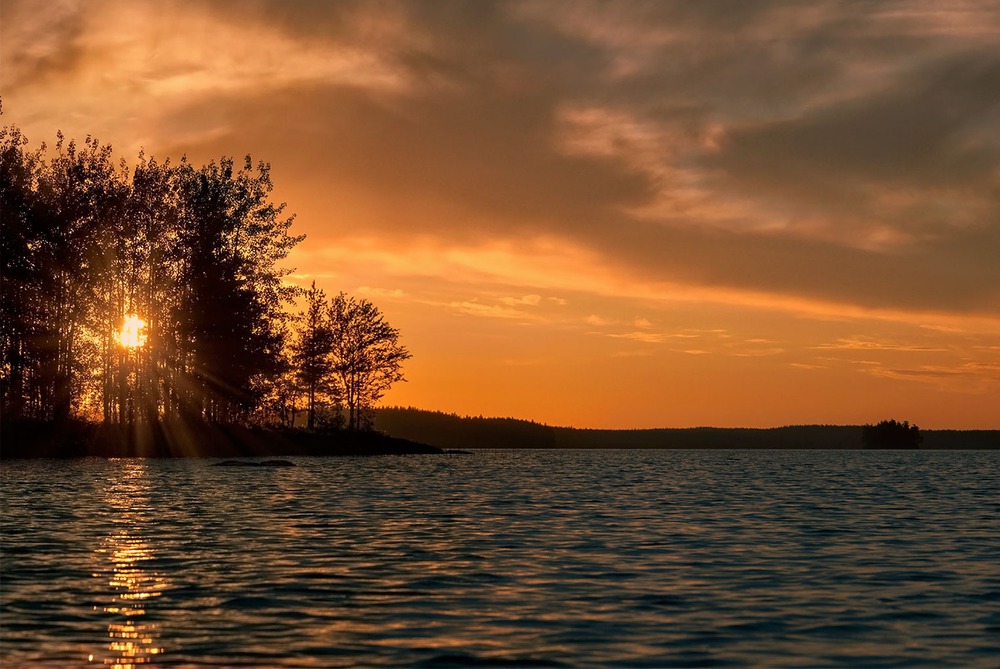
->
[373,408,1000,451]
[0,117,413,456]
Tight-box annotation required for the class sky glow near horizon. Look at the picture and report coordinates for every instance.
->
[3,0,999,428]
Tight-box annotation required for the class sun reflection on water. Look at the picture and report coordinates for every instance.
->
[92,461,165,667]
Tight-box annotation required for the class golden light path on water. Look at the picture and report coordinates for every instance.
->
[92,461,165,667]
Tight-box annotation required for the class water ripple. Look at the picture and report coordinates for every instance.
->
[2,449,998,667]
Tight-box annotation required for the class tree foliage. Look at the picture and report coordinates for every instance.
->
[327,293,411,431]
[283,289,412,432]
[2,118,410,434]
[862,419,923,449]
[1,119,303,425]
[291,281,335,430]
[173,156,303,422]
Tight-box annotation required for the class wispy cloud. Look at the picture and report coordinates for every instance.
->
[585,314,613,327]
[814,337,950,353]
[499,294,543,307]
[866,363,1000,394]
[607,331,670,344]
[448,301,531,320]
[357,286,408,300]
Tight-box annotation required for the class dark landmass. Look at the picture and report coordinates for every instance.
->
[0,419,442,459]
[375,407,1000,450]
[4,411,996,458]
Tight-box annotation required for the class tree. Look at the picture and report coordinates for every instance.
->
[292,281,334,430]
[173,156,303,423]
[1,120,312,431]
[327,293,411,431]
[862,419,922,449]
[0,121,43,420]
[6,130,125,421]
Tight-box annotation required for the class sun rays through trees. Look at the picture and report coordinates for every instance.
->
[1,120,409,434]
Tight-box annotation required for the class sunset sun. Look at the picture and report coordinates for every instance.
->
[117,314,147,349]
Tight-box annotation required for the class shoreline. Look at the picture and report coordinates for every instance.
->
[4,416,997,459]
[0,419,443,459]
[374,408,999,451]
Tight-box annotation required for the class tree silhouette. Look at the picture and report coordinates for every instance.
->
[173,156,303,423]
[1,119,306,427]
[1,130,125,420]
[862,419,922,449]
[292,281,335,430]
[2,119,411,440]
[327,293,410,432]
[0,122,43,420]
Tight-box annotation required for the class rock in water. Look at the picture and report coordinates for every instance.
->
[213,460,295,467]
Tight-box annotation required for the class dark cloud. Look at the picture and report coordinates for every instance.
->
[156,81,653,239]
[155,1,999,318]
[0,0,88,89]
[5,0,998,319]
[592,221,1000,314]
[716,53,1000,190]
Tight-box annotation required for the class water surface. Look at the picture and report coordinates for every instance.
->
[2,449,998,667]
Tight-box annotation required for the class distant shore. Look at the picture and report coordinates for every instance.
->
[374,407,1000,450]
[3,412,997,459]
[0,419,442,459]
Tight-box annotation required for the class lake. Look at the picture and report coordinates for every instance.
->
[1,449,997,667]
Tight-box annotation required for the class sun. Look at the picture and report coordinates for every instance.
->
[118,314,148,349]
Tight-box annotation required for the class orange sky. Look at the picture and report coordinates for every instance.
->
[3,0,999,428]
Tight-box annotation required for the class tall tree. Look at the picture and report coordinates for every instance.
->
[327,293,410,432]
[174,156,303,423]
[0,121,43,419]
[27,132,123,420]
[292,281,335,430]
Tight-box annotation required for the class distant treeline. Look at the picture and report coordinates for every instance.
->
[375,407,1000,450]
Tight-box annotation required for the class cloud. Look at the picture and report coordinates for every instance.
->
[499,294,543,306]
[1,1,420,163]
[867,363,1000,394]
[448,300,530,320]
[603,328,728,346]
[356,286,408,300]
[711,53,1000,245]
[3,0,999,328]
[606,331,669,344]
[732,348,785,358]
[304,234,1000,336]
[814,337,949,353]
